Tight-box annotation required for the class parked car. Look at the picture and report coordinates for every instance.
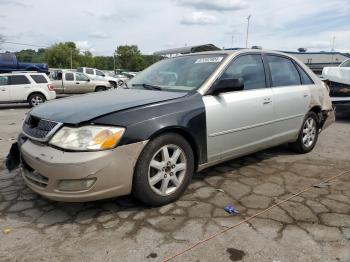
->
[108,72,130,86]
[7,50,334,206]
[50,70,112,94]
[77,67,119,88]
[322,59,350,107]
[0,53,49,74]
[0,72,56,107]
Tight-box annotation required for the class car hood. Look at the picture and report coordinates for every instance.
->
[30,89,187,124]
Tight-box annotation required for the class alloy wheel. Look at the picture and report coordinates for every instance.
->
[148,144,187,196]
[302,117,317,148]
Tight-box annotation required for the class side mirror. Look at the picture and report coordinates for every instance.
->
[87,78,91,82]
[210,78,244,95]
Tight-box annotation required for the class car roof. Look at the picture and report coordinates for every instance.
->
[183,49,294,57]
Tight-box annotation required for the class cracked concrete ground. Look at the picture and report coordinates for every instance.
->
[0,105,349,262]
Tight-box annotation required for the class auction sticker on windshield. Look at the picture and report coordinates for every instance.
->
[195,57,224,63]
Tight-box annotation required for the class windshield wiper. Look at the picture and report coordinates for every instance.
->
[132,83,162,90]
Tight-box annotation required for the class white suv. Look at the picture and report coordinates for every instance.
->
[0,72,56,107]
[77,67,119,87]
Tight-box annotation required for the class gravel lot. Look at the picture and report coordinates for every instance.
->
[0,104,349,262]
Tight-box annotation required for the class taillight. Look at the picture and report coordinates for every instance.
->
[47,84,54,91]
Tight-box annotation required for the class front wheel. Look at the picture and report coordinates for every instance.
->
[28,93,46,107]
[289,111,319,153]
[133,133,194,206]
[95,86,106,92]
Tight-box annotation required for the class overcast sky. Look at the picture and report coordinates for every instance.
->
[0,0,349,55]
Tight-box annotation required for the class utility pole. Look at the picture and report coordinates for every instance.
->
[245,15,251,48]
[70,49,73,69]
[231,35,234,49]
[331,36,336,52]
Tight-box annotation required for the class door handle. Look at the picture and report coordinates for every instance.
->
[23,86,30,88]
[303,94,309,98]
[76,82,80,84]
[263,97,272,104]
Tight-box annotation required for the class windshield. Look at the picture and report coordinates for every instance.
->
[127,54,226,92]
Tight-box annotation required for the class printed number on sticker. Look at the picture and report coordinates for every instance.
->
[195,57,223,64]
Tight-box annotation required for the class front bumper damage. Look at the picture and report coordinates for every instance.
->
[8,137,147,202]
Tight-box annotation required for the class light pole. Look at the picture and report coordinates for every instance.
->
[245,15,251,48]
[231,35,234,49]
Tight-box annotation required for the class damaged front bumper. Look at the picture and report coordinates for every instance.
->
[12,138,147,202]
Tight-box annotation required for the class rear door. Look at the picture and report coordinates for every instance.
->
[264,54,310,143]
[203,54,275,162]
[0,75,11,102]
[8,75,31,101]
[63,72,78,94]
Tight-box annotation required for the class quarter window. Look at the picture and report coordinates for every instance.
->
[86,68,94,74]
[9,75,30,85]
[0,76,9,85]
[65,73,74,81]
[267,55,301,87]
[30,74,48,84]
[220,54,266,90]
[296,64,314,85]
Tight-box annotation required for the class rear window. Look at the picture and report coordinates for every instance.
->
[65,73,74,81]
[77,67,84,72]
[30,74,48,84]
[86,68,94,74]
[9,75,30,85]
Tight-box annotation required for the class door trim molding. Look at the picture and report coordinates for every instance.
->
[209,113,304,137]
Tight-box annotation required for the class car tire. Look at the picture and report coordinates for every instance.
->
[28,93,46,107]
[289,111,319,154]
[95,86,106,92]
[109,81,117,88]
[133,133,194,206]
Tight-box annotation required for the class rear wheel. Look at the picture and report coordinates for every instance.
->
[133,133,194,206]
[289,111,319,153]
[28,93,45,107]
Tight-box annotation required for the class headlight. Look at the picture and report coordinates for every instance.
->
[49,125,125,151]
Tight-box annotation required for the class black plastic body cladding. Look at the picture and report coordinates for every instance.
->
[92,92,207,165]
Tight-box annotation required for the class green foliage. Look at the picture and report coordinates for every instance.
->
[114,45,146,71]
[12,42,161,71]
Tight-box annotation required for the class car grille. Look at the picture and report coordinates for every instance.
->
[22,115,61,141]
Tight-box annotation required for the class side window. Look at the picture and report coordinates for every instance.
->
[9,75,30,85]
[86,68,94,75]
[30,74,48,84]
[76,73,89,81]
[96,70,105,77]
[0,76,9,86]
[77,67,83,73]
[65,73,74,81]
[296,64,314,85]
[267,55,301,87]
[220,54,266,90]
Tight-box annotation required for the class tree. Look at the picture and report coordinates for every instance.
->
[114,45,145,71]
[44,42,80,68]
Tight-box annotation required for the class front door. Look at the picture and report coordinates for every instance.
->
[203,54,275,162]
[75,73,94,93]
